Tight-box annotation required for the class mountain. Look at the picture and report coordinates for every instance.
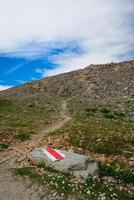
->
[0,60,134,118]
[0,60,134,199]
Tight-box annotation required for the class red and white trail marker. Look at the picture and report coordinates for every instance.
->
[42,147,65,162]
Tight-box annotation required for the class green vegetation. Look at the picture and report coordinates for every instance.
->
[100,107,111,114]
[95,140,124,155]
[85,108,97,116]
[0,61,134,199]
[16,132,30,141]
[49,109,134,156]
[0,99,60,137]
[100,161,134,184]
[100,107,126,119]
[0,143,8,150]
[1,100,133,198]
[85,106,126,120]
[14,164,134,200]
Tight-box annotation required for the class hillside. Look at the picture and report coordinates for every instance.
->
[1,60,134,114]
[0,60,134,200]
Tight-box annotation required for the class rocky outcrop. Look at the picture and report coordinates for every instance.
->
[28,148,99,179]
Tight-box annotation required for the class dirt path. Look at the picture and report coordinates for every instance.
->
[0,100,72,200]
[36,100,71,139]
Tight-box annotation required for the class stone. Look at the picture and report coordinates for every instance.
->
[128,161,134,168]
[28,148,99,179]
[97,155,107,163]
[130,157,134,161]
[103,176,117,184]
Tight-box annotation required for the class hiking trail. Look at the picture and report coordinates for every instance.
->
[0,100,72,200]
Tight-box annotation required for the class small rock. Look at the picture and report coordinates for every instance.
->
[97,155,106,163]
[130,157,134,161]
[71,177,85,184]
[128,161,134,168]
[103,176,117,184]
[53,192,57,197]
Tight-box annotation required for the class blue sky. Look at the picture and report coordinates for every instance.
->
[0,0,134,90]
[0,41,83,87]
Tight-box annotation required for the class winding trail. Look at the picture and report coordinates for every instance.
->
[36,100,71,139]
[0,100,72,200]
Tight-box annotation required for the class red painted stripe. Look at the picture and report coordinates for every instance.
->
[47,147,63,160]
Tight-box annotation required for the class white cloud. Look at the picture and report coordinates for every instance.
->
[6,60,31,74]
[0,85,12,91]
[15,80,27,84]
[0,0,134,76]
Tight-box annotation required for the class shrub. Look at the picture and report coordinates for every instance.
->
[17,132,30,141]
[100,108,111,114]
[86,108,97,113]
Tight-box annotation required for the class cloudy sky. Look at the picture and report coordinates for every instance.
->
[0,0,134,91]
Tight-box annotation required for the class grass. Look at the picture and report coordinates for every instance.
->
[16,132,30,141]
[100,161,134,184]
[49,111,134,156]
[85,108,97,117]
[0,99,60,137]
[100,107,126,119]
[1,98,134,198]
[0,143,8,150]
[14,164,134,200]
[85,106,126,120]
[94,140,124,155]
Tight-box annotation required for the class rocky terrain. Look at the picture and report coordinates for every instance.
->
[1,60,134,117]
[0,60,134,200]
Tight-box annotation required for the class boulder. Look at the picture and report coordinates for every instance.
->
[28,148,99,179]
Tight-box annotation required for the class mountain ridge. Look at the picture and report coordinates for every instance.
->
[0,59,134,118]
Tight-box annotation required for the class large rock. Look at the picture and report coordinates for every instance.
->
[28,148,99,179]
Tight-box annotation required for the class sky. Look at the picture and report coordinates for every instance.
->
[0,0,134,91]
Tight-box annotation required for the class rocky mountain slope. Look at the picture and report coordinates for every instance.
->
[0,60,134,200]
[0,60,134,118]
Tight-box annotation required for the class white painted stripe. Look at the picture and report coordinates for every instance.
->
[56,149,65,158]
[43,149,57,162]
[42,148,65,162]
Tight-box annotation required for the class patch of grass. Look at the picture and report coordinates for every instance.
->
[114,112,126,118]
[104,112,116,119]
[14,166,73,194]
[48,114,134,156]
[86,108,98,113]
[17,132,30,141]
[94,140,124,155]
[84,177,133,200]
[100,107,111,114]
[37,162,62,173]
[0,99,13,108]
[0,143,8,150]
[100,107,116,119]
[85,108,98,117]
[14,166,134,199]
[100,161,134,184]
[0,99,60,138]
[100,107,126,119]
[14,167,40,179]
